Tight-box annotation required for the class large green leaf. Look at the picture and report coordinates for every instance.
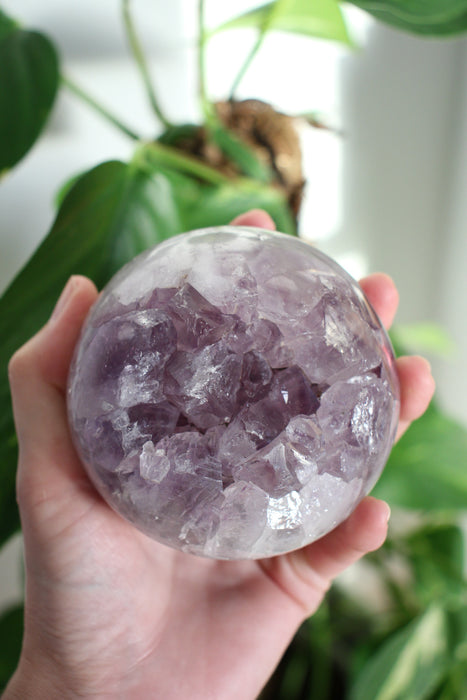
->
[183,180,296,233]
[0,23,59,171]
[0,160,184,546]
[0,9,18,43]
[0,153,295,546]
[0,604,23,692]
[403,524,466,603]
[373,404,467,510]
[143,144,296,233]
[105,168,183,274]
[444,605,467,697]
[350,606,449,700]
[349,0,467,24]
[347,0,467,36]
[215,0,352,46]
[166,172,296,234]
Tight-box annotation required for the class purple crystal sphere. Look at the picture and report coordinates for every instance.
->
[68,227,399,559]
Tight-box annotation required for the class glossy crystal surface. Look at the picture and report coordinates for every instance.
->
[68,227,399,559]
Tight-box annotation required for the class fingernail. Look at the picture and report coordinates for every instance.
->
[51,277,77,322]
[420,356,432,374]
[383,502,391,523]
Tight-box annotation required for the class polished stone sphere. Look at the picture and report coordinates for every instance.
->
[67,227,399,559]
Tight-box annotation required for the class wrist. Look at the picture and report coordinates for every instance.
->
[3,649,126,700]
[4,671,57,699]
[3,657,69,700]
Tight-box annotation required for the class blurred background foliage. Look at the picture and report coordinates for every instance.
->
[1,1,467,696]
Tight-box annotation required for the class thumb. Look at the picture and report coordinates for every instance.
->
[8,276,99,537]
[260,497,390,616]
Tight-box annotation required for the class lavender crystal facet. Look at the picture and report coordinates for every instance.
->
[67,227,399,559]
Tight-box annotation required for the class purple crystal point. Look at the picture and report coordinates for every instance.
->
[68,227,399,559]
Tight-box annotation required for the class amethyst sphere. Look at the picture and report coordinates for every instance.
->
[67,227,399,559]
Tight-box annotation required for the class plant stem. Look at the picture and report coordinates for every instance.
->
[122,0,172,129]
[198,0,210,117]
[229,0,286,100]
[142,141,230,185]
[62,76,141,141]
[229,30,265,100]
[229,0,289,99]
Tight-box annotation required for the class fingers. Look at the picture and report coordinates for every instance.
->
[230,209,277,230]
[359,273,399,330]
[395,355,435,440]
[300,497,390,583]
[358,274,435,439]
[270,356,433,613]
[261,498,390,616]
[41,276,98,390]
[9,276,99,517]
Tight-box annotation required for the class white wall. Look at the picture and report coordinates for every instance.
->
[434,39,467,426]
[1,1,466,610]
[335,24,467,427]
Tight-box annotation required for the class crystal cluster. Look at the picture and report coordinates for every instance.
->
[68,227,399,559]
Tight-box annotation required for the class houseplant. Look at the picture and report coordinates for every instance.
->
[1,1,467,696]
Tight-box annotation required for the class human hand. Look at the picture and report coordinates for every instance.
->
[5,211,435,700]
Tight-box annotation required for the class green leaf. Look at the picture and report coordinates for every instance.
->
[157,123,201,147]
[347,0,467,36]
[0,604,23,692]
[347,0,467,24]
[160,108,275,184]
[404,524,466,603]
[215,0,352,46]
[106,168,183,274]
[410,524,465,582]
[0,149,295,546]
[0,9,18,43]
[160,166,296,235]
[210,124,272,183]
[372,403,467,510]
[350,606,449,700]
[443,604,467,697]
[0,160,183,547]
[191,180,296,234]
[390,323,456,358]
[446,604,467,653]
[143,143,296,233]
[54,169,87,209]
[0,28,59,170]
[358,10,467,37]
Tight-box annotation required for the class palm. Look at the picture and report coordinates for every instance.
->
[9,212,435,699]
[32,477,306,699]
[22,438,397,700]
